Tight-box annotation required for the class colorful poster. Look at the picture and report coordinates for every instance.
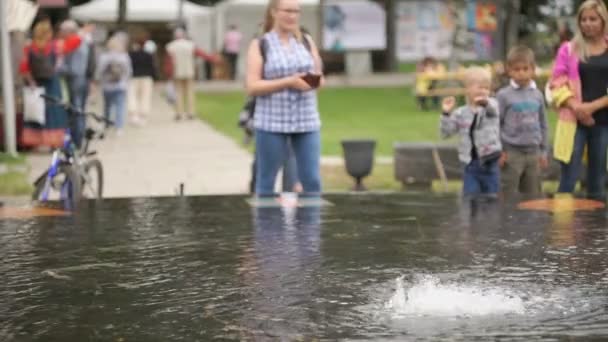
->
[467,0,498,32]
[396,0,454,61]
[396,0,497,62]
[323,0,387,51]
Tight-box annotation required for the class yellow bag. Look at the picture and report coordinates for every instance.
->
[552,85,574,108]
[553,119,577,164]
[554,118,589,165]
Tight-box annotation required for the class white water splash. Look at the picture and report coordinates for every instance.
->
[385,275,526,317]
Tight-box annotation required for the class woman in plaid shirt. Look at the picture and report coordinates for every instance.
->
[246,0,324,197]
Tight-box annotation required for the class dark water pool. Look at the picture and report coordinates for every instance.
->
[1,194,608,341]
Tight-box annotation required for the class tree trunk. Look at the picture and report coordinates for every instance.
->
[447,0,465,71]
[385,0,397,72]
[504,0,522,59]
[118,0,127,29]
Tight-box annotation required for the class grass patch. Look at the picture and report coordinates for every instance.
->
[0,171,32,196]
[322,163,400,191]
[322,163,461,193]
[197,92,250,151]
[0,153,32,195]
[398,62,417,73]
[0,153,26,165]
[197,87,558,157]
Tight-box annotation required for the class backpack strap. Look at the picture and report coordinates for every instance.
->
[259,36,269,64]
[302,33,312,53]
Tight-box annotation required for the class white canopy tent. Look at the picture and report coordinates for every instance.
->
[213,0,321,79]
[70,0,214,50]
[71,0,211,22]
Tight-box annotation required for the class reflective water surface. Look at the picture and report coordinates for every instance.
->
[1,194,608,341]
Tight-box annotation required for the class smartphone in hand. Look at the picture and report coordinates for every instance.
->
[301,73,321,88]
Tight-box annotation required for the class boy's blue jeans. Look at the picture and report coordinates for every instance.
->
[558,124,608,199]
[103,89,126,129]
[463,158,500,195]
[255,130,321,196]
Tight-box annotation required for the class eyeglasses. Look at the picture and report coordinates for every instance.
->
[277,8,301,15]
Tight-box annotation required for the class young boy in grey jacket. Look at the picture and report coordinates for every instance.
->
[440,66,502,196]
[496,46,548,196]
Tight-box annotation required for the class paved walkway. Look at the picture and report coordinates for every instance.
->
[26,86,253,198]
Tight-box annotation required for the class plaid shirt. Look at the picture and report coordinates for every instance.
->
[254,31,321,133]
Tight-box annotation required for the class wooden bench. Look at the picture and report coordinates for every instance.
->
[416,71,466,100]
[423,87,466,97]
[416,68,551,100]
[393,142,562,189]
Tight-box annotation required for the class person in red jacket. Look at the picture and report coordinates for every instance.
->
[19,20,89,149]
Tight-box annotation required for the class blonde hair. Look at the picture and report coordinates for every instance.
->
[263,0,303,41]
[572,0,608,62]
[464,66,492,87]
[32,21,53,49]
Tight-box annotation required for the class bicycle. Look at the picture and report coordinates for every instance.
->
[32,94,112,209]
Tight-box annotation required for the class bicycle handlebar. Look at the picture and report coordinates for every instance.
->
[40,94,114,126]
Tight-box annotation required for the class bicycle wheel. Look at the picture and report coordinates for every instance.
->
[81,159,104,199]
[32,165,81,208]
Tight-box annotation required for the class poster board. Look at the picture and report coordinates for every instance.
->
[396,0,498,62]
[323,0,386,51]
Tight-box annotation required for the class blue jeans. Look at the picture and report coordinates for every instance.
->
[103,89,126,129]
[558,125,608,198]
[67,76,89,148]
[282,139,299,191]
[249,141,298,193]
[462,158,500,195]
[255,130,321,196]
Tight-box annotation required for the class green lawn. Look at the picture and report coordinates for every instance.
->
[398,62,417,73]
[197,87,558,157]
[0,153,26,165]
[0,153,31,196]
[0,172,32,196]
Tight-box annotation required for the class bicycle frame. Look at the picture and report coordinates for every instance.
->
[39,127,78,203]
[35,94,110,207]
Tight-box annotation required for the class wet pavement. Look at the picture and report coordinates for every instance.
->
[1,193,608,341]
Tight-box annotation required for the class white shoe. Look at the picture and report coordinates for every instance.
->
[115,129,124,137]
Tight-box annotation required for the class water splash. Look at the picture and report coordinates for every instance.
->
[386,275,526,317]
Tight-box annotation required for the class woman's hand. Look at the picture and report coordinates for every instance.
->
[577,102,595,117]
[573,102,596,126]
[290,73,312,91]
